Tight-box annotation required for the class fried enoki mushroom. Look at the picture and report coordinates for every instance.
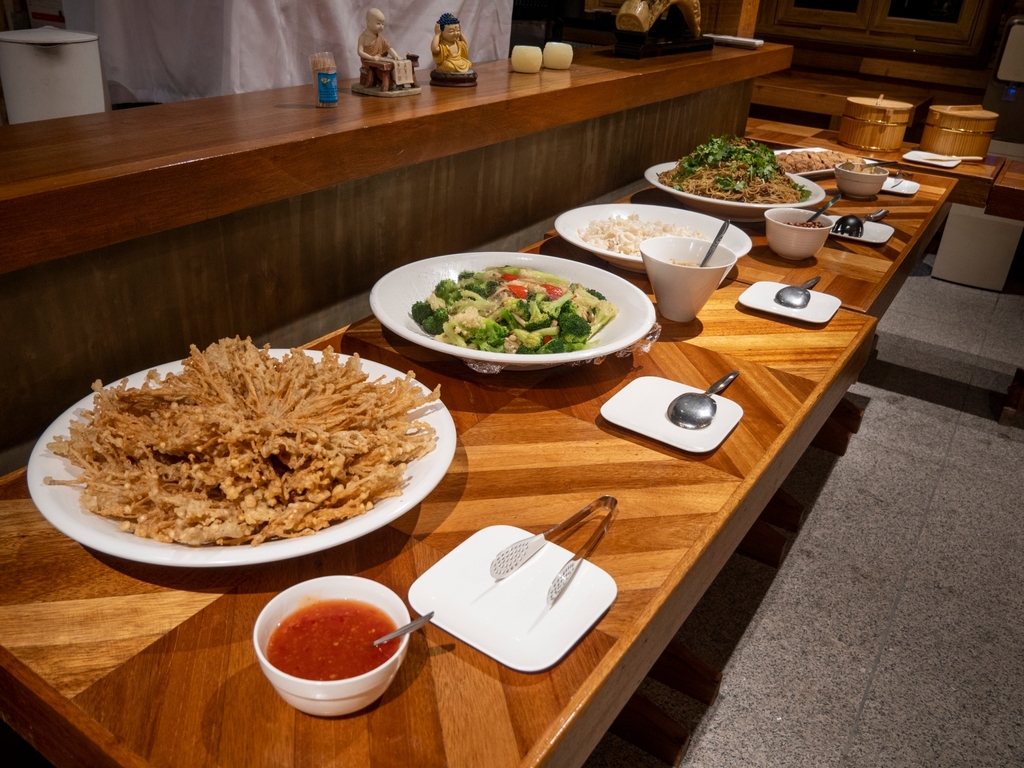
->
[45,338,439,546]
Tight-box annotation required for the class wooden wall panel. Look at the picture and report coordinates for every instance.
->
[1,80,752,456]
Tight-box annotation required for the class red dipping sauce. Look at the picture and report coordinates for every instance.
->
[266,599,400,681]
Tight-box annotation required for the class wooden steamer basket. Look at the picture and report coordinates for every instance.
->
[838,97,913,151]
[920,105,998,158]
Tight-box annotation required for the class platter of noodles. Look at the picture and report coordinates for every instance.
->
[645,136,827,222]
[553,204,752,273]
[26,339,456,567]
[371,252,656,371]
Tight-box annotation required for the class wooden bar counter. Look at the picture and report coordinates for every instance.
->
[0,268,874,768]
[0,44,792,276]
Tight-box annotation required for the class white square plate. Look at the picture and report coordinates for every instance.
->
[738,281,842,324]
[881,177,920,195]
[600,376,743,453]
[829,220,894,245]
[408,525,617,673]
[902,150,961,168]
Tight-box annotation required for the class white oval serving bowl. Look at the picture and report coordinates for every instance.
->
[253,576,411,717]
[370,252,657,370]
[833,162,889,198]
[764,208,836,260]
[553,203,752,273]
[644,162,827,222]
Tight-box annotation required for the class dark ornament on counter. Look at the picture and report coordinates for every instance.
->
[430,13,477,87]
[353,7,421,98]
[613,0,713,59]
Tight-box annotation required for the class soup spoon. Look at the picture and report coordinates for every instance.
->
[667,370,740,430]
[774,276,822,309]
[831,209,889,238]
[699,219,732,267]
[373,611,434,646]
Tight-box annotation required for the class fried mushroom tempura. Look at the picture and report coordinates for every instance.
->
[45,338,439,546]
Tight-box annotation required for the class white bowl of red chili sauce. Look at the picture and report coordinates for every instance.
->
[253,575,411,716]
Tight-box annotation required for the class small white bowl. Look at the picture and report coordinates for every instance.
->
[833,162,889,198]
[253,576,411,717]
[764,208,835,260]
[639,236,738,322]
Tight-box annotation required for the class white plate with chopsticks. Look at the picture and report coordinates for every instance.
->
[408,524,616,672]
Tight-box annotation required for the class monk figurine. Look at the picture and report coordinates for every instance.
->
[429,13,477,87]
[352,8,421,98]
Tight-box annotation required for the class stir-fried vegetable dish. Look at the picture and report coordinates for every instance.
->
[410,266,618,355]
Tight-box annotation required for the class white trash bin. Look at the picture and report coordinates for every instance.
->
[0,26,107,124]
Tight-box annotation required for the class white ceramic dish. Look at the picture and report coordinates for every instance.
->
[738,281,842,324]
[408,525,617,672]
[600,376,743,453]
[902,150,961,168]
[553,203,752,273]
[881,176,920,195]
[640,237,738,322]
[834,162,889,198]
[644,162,827,222]
[370,252,657,370]
[253,576,411,716]
[27,352,456,567]
[764,209,837,260]
[773,147,876,179]
[830,221,895,245]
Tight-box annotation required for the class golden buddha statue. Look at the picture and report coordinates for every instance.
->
[429,13,477,87]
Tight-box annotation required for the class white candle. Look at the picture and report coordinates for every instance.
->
[543,42,573,70]
[511,46,542,74]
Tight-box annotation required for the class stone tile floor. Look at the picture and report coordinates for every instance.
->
[584,265,1024,768]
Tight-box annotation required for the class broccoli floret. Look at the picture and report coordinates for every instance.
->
[461,281,489,297]
[511,328,543,349]
[467,318,507,352]
[586,287,606,301]
[434,279,462,306]
[539,292,574,317]
[411,301,433,324]
[420,308,448,336]
[458,270,476,281]
[557,312,592,344]
[525,318,555,332]
[590,300,618,335]
[440,320,469,347]
[503,297,529,315]
[451,290,493,314]
[515,343,538,355]
[539,337,566,354]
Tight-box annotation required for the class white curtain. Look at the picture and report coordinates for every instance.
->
[64,1,513,104]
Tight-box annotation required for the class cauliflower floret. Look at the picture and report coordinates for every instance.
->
[503,334,522,354]
[447,306,485,335]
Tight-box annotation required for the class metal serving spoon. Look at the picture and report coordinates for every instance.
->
[667,370,740,430]
[774,276,822,309]
[831,208,889,238]
[807,192,842,223]
[699,219,732,267]
[547,504,618,606]
[373,611,434,646]
[489,496,616,580]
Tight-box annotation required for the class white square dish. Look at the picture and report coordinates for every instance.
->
[600,376,743,453]
[408,525,617,673]
[737,281,842,324]
[829,220,894,245]
[881,177,920,196]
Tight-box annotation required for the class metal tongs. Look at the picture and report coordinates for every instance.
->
[489,495,617,580]
[546,503,617,606]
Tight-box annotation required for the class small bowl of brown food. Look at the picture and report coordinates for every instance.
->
[764,208,835,260]
[833,162,889,199]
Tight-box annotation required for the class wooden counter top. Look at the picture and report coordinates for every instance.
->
[0,44,792,275]
[986,159,1024,221]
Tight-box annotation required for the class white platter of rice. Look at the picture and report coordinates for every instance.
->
[554,204,752,273]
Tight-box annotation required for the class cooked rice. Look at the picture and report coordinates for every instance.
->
[578,214,705,256]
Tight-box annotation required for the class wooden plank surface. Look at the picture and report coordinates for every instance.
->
[0,44,792,275]
[986,159,1024,222]
[745,117,1003,208]
[0,255,875,768]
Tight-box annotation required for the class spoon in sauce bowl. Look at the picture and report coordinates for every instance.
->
[373,611,434,646]
[774,276,822,309]
[667,370,740,430]
[806,192,842,223]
